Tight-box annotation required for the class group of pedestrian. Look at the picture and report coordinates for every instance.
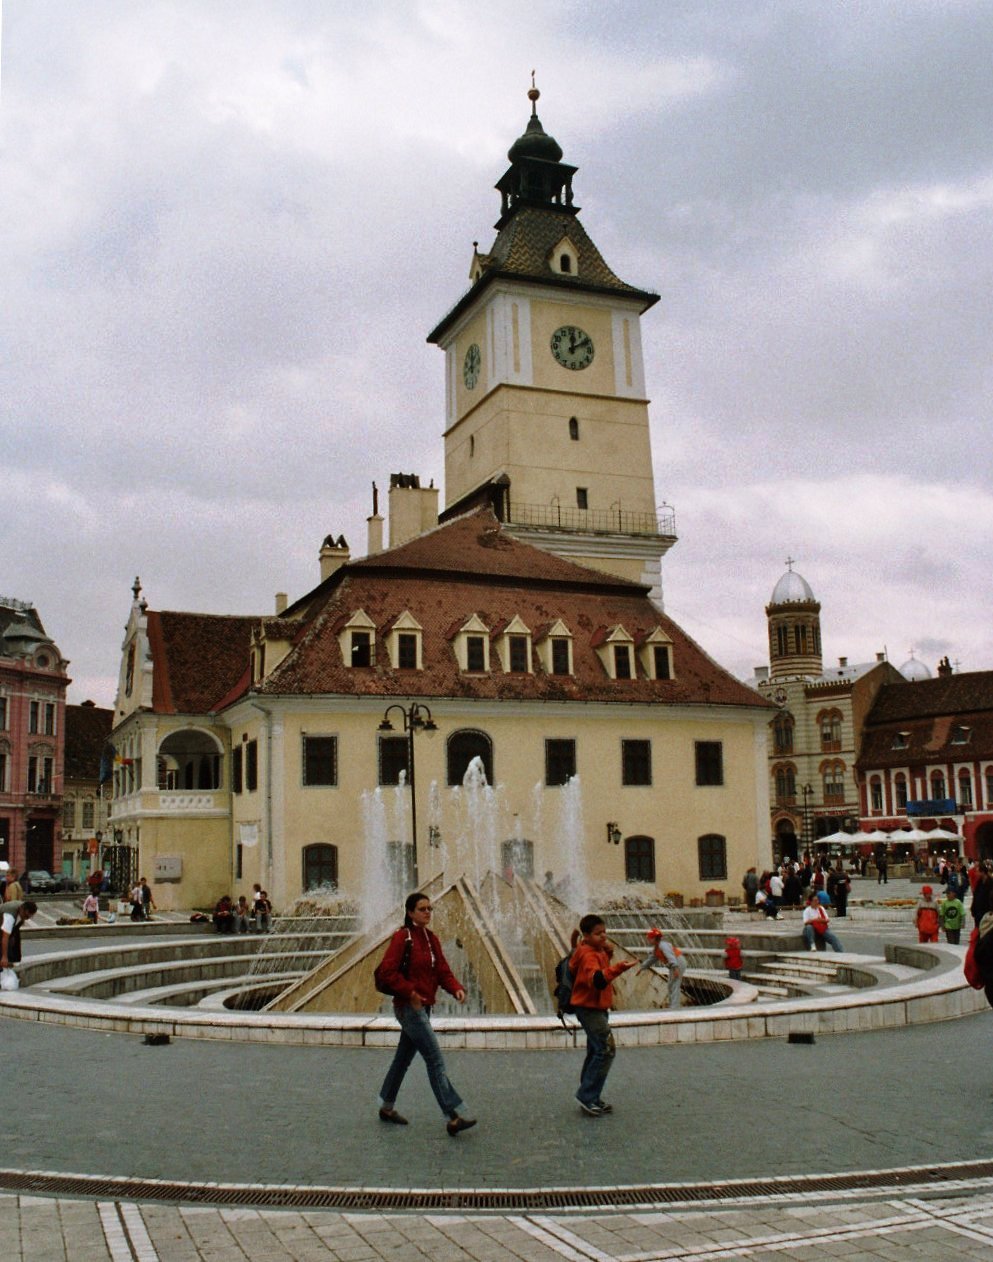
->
[375,893,655,1130]
[745,856,852,920]
[128,877,155,921]
[213,884,271,933]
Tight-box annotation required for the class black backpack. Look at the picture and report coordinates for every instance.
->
[553,952,576,1023]
[374,929,412,996]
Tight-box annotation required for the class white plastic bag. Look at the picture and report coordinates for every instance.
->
[0,968,19,992]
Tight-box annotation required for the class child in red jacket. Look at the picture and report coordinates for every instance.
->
[569,914,635,1117]
[724,936,743,980]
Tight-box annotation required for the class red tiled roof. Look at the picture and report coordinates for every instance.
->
[64,702,113,779]
[147,611,258,714]
[256,514,768,710]
[858,671,993,768]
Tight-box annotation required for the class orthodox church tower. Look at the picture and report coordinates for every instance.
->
[427,82,675,605]
[766,560,823,680]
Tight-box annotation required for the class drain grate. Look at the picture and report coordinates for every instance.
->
[2,1160,993,1211]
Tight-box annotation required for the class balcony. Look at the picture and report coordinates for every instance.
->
[507,501,677,540]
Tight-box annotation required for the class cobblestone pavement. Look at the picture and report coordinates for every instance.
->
[5,1184,993,1261]
[8,874,988,1259]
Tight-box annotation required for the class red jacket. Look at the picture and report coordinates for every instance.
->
[569,941,629,1010]
[378,925,462,1007]
[724,941,743,970]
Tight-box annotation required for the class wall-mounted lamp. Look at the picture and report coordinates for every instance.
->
[606,822,621,845]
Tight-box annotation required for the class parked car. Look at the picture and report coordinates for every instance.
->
[24,869,75,894]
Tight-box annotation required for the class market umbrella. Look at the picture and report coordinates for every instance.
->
[818,830,858,844]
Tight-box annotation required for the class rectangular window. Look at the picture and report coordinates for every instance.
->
[698,834,728,881]
[29,701,39,734]
[795,625,808,654]
[622,739,652,786]
[245,739,258,792]
[614,645,632,679]
[545,739,576,787]
[302,735,336,787]
[576,487,588,510]
[42,757,53,794]
[81,799,95,829]
[466,635,486,672]
[776,625,789,656]
[895,779,908,810]
[695,741,724,786]
[397,633,418,669]
[63,799,75,829]
[44,702,56,735]
[351,631,372,667]
[870,781,883,811]
[625,836,655,883]
[236,843,243,881]
[653,645,671,680]
[232,744,243,795]
[0,696,6,729]
[27,756,38,792]
[551,638,570,676]
[379,735,410,786]
[0,753,6,792]
[508,635,529,673]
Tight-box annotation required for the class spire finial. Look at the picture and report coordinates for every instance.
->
[528,70,540,115]
[132,576,142,601]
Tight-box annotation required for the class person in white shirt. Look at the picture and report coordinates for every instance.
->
[768,871,784,920]
[802,894,843,952]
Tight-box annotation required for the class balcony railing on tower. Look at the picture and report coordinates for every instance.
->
[507,501,676,539]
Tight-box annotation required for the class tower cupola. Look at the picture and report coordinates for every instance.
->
[766,559,822,679]
[495,79,578,229]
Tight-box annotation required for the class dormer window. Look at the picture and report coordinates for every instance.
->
[451,614,491,673]
[493,615,533,674]
[951,725,971,745]
[536,620,574,677]
[549,235,578,277]
[594,625,636,680]
[337,610,377,668]
[892,731,909,750]
[638,628,675,681]
[383,612,423,671]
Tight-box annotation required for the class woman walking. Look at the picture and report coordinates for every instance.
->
[377,892,476,1136]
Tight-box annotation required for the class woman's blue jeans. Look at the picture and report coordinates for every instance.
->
[379,1003,464,1118]
[575,1007,615,1107]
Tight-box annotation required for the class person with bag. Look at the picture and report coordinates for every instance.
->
[1,900,39,988]
[569,914,636,1117]
[376,892,476,1136]
[802,893,843,952]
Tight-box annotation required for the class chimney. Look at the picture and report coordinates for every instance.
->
[388,472,439,548]
[876,651,885,663]
[937,655,953,677]
[367,513,384,556]
[838,656,848,668]
[753,666,769,682]
[319,534,350,582]
[275,592,287,614]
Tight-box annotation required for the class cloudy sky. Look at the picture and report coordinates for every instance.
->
[2,0,991,708]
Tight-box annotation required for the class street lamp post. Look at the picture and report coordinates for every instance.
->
[801,783,813,852]
[378,702,438,889]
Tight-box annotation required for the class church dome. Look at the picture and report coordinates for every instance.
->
[507,112,563,163]
[770,568,815,605]
[899,656,932,682]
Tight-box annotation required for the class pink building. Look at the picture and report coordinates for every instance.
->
[0,597,70,875]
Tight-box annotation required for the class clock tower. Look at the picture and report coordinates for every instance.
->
[427,83,676,603]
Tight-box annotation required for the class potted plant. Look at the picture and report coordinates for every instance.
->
[705,888,725,907]
[665,890,684,908]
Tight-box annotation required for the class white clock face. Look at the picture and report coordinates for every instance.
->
[550,325,594,371]
[463,343,481,389]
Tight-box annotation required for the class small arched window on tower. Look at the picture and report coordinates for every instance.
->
[469,435,475,457]
[559,253,572,273]
[568,416,579,441]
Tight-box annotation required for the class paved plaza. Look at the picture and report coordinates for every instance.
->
[6,878,992,1259]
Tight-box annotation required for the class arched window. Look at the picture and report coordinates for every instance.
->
[774,763,796,804]
[931,770,946,800]
[819,709,843,752]
[568,416,579,440]
[302,843,338,891]
[624,835,655,883]
[560,253,572,273]
[985,767,993,809]
[894,773,908,811]
[698,833,727,880]
[447,729,493,787]
[157,729,222,791]
[870,775,883,813]
[772,712,794,755]
[958,769,973,808]
[822,760,846,803]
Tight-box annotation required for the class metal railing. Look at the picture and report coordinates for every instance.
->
[507,501,676,538]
